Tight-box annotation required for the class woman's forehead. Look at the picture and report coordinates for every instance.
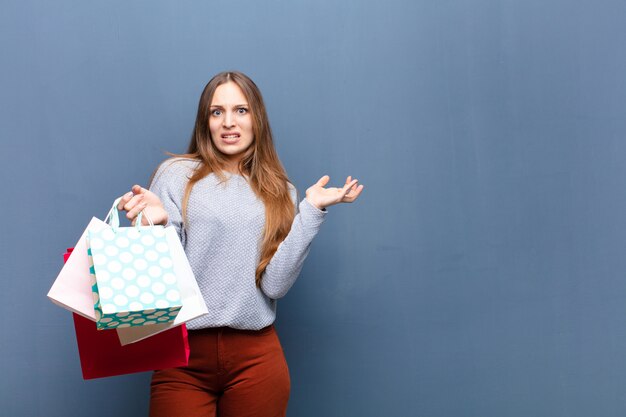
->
[211,82,248,106]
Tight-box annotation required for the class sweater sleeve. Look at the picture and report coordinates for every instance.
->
[260,187,327,299]
[148,159,194,245]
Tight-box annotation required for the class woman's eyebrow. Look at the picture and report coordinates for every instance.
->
[209,103,249,108]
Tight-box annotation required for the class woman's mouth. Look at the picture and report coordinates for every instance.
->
[221,133,240,143]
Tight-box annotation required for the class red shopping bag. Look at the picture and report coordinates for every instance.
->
[73,313,189,379]
[64,248,190,379]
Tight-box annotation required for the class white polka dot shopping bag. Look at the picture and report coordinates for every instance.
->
[87,198,182,330]
[48,199,208,343]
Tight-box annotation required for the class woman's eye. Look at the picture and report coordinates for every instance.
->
[211,109,222,116]
[237,108,248,114]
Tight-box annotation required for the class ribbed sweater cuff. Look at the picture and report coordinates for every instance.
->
[299,198,327,228]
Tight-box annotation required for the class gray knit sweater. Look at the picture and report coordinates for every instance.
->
[149,158,326,330]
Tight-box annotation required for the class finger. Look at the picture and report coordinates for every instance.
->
[316,175,330,187]
[348,177,359,192]
[345,176,352,185]
[117,191,134,210]
[123,194,144,212]
[341,179,359,196]
[126,201,147,221]
[131,184,146,195]
[344,184,364,202]
[343,182,361,198]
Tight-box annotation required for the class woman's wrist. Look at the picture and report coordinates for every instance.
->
[304,197,327,212]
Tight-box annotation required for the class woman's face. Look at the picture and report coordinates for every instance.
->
[209,81,254,170]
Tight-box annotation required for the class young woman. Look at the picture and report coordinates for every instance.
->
[117,71,363,417]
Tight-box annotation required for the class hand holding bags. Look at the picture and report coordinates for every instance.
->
[47,195,210,379]
[88,199,182,330]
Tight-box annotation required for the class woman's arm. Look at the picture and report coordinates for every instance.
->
[260,176,363,299]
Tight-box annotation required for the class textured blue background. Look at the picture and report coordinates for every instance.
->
[2,0,626,416]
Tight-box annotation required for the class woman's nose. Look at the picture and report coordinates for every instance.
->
[223,111,235,128]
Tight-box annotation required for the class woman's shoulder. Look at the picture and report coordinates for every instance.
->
[286,181,298,204]
[156,156,200,175]
[150,157,201,187]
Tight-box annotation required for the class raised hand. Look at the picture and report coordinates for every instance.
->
[116,185,169,226]
[305,175,364,210]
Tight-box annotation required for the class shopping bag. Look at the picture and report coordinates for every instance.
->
[116,225,208,345]
[55,231,208,345]
[60,246,190,379]
[88,199,182,330]
[49,199,207,344]
[48,217,109,320]
[73,313,190,379]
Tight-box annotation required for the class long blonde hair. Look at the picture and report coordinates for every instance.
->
[175,71,295,287]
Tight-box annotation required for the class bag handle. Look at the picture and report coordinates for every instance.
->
[104,197,154,231]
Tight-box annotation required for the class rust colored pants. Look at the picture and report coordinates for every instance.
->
[149,325,290,417]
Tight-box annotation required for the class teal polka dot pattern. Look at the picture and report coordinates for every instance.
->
[87,225,182,330]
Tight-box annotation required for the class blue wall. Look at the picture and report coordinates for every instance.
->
[2,0,626,415]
